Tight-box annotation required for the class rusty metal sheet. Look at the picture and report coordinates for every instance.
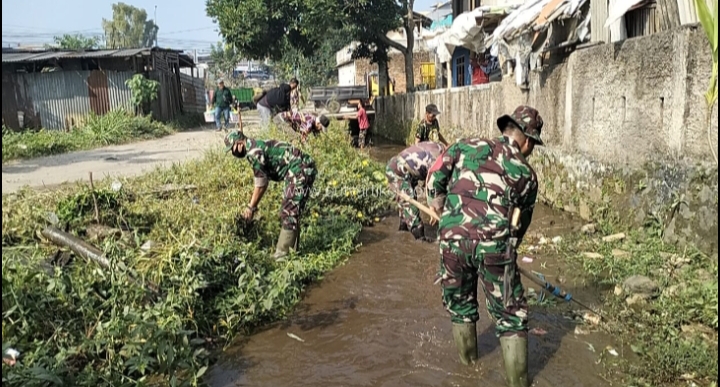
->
[88,71,110,115]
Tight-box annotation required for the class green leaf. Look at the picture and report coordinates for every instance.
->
[196,366,208,378]
[696,0,715,49]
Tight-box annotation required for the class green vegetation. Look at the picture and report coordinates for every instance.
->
[2,125,392,386]
[694,0,719,165]
[126,75,160,115]
[560,221,718,386]
[2,111,204,163]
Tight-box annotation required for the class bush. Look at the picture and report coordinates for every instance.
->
[562,227,718,386]
[2,111,174,163]
[2,124,393,386]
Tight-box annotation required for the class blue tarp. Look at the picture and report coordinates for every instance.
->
[430,14,453,31]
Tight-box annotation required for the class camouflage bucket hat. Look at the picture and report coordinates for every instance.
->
[497,105,545,146]
[224,131,246,152]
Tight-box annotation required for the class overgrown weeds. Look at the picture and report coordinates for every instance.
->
[560,223,718,386]
[1,125,392,386]
[1,110,204,163]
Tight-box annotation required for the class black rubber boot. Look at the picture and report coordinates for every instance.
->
[398,221,409,232]
[410,226,426,241]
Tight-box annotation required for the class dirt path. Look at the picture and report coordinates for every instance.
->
[1,112,268,194]
[2,129,228,194]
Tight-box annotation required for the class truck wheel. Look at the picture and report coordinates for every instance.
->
[326,99,341,114]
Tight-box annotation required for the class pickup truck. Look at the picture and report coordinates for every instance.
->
[308,74,375,114]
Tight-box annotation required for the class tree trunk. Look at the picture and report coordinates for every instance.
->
[378,59,390,96]
[404,2,416,92]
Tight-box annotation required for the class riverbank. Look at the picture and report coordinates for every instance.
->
[1,125,393,386]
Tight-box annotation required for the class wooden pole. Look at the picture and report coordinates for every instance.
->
[89,172,100,223]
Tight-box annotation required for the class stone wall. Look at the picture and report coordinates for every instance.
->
[355,51,432,93]
[375,26,719,255]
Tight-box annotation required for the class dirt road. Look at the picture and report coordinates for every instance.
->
[2,130,226,194]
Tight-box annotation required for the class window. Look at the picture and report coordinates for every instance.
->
[455,56,466,87]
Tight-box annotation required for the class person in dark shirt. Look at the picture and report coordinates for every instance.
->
[257,79,299,127]
[212,79,234,131]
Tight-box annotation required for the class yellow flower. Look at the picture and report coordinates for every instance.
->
[374,217,380,223]
[362,160,369,167]
[345,191,350,197]
[356,212,363,219]
[331,180,338,187]
[352,190,357,196]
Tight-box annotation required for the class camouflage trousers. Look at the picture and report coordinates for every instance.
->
[438,239,529,338]
[385,156,422,230]
[281,156,317,231]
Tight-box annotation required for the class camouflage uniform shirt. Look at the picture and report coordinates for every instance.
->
[415,119,441,143]
[397,141,445,180]
[245,138,312,187]
[426,136,538,242]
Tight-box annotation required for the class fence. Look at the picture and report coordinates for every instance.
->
[180,73,206,113]
[2,69,205,130]
[1,70,134,130]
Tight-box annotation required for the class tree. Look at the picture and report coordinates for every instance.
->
[209,42,242,85]
[269,32,352,87]
[52,34,101,50]
[206,0,340,61]
[207,0,420,91]
[102,3,159,49]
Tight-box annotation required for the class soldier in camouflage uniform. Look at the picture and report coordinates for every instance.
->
[385,141,445,241]
[225,131,317,258]
[426,106,543,387]
[415,104,449,146]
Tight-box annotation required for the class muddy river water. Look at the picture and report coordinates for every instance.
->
[208,144,618,387]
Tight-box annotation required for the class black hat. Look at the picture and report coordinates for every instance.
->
[426,104,441,116]
[319,115,330,129]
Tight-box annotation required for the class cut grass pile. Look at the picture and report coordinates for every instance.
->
[2,124,393,386]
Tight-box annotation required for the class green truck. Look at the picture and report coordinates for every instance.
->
[230,87,256,109]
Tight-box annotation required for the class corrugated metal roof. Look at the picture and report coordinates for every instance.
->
[2,48,187,64]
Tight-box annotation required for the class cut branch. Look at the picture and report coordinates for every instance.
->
[41,226,159,294]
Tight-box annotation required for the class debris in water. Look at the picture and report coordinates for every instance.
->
[602,233,626,243]
[606,347,619,357]
[522,256,534,263]
[287,333,305,343]
[583,313,602,326]
[530,328,548,336]
[574,326,590,336]
[587,343,596,353]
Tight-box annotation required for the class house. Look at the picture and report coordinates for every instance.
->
[593,0,714,43]
[2,47,202,130]
[335,12,434,93]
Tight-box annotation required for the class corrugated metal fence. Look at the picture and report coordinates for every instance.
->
[180,73,206,113]
[2,70,134,130]
[2,69,206,130]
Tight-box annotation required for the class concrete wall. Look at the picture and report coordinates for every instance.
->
[375,26,719,254]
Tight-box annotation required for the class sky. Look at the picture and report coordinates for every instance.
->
[2,0,440,51]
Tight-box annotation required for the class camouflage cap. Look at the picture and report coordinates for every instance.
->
[224,131,246,152]
[497,105,545,146]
